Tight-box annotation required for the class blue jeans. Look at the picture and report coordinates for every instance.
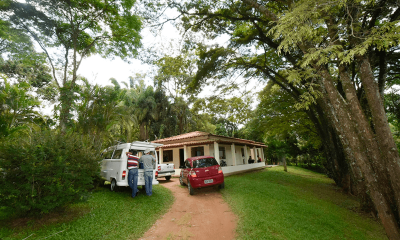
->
[128,168,138,198]
[144,170,153,196]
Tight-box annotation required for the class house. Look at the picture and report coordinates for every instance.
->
[152,131,267,176]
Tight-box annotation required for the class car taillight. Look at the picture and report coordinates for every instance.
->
[122,170,126,180]
[158,166,161,171]
[155,171,158,177]
[218,166,223,174]
[190,170,197,178]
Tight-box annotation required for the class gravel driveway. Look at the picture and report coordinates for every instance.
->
[140,177,237,240]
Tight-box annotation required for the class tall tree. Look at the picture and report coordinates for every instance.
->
[131,80,156,141]
[4,0,142,132]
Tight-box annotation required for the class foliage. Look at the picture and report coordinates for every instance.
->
[72,78,137,146]
[0,185,174,239]
[0,16,52,88]
[0,129,101,215]
[222,167,387,240]
[0,79,42,138]
[154,51,197,98]
[385,88,400,151]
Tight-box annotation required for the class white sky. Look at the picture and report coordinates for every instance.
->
[77,25,176,88]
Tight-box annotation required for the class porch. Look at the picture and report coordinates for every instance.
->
[152,131,268,176]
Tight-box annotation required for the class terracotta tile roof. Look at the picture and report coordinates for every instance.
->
[152,131,210,143]
[152,131,267,149]
[156,140,215,149]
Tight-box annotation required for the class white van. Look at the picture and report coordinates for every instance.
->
[100,141,163,191]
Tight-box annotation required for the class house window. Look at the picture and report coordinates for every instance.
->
[163,150,173,162]
[219,147,226,159]
[191,147,204,157]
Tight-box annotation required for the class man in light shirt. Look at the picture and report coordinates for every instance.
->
[139,149,155,196]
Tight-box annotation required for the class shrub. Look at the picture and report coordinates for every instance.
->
[0,130,101,216]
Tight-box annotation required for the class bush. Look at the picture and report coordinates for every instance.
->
[0,130,101,216]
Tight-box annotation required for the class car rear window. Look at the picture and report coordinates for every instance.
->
[192,158,218,168]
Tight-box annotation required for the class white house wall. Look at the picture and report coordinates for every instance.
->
[235,145,245,165]
[158,143,266,176]
[172,148,180,167]
[209,144,215,157]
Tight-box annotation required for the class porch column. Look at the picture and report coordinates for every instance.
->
[204,144,210,156]
[261,147,265,162]
[253,146,258,161]
[231,143,236,166]
[184,145,187,160]
[244,145,249,164]
[214,141,220,164]
[159,148,164,163]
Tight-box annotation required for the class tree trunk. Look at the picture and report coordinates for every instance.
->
[319,66,400,239]
[358,57,400,219]
[282,154,287,172]
[59,87,73,133]
[139,122,146,141]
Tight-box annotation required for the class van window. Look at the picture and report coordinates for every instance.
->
[193,158,218,168]
[104,151,113,159]
[112,149,123,159]
[128,149,139,155]
[185,160,191,168]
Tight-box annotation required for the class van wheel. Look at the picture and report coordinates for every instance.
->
[110,179,118,192]
[219,181,225,189]
[179,176,185,186]
[188,182,195,195]
[165,176,171,181]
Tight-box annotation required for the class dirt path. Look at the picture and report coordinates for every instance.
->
[140,178,237,240]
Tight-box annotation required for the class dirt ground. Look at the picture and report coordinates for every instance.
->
[139,178,237,240]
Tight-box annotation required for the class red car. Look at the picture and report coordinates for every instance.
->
[179,156,225,195]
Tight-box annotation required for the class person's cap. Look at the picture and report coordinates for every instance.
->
[144,149,150,154]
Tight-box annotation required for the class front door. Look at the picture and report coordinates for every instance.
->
[179,148,185,168]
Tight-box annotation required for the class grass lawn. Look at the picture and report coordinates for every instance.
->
[0,184,174,240]
[221,166,388,240]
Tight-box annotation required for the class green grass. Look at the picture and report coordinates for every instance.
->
[0,185,174,240]
[221,166,388,240]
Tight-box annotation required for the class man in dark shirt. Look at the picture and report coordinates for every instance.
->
[127,151,139,198]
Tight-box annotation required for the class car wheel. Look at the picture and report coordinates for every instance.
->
[188,182,195,195]
[219,181,225,189]
[165,176,171,181]
[110,178,118,192]
[179,175,185,186]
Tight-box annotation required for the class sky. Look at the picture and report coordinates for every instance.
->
[77,26,176,88]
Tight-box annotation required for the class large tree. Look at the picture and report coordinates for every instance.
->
[3,0,142,132]
[164,0,400,238]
